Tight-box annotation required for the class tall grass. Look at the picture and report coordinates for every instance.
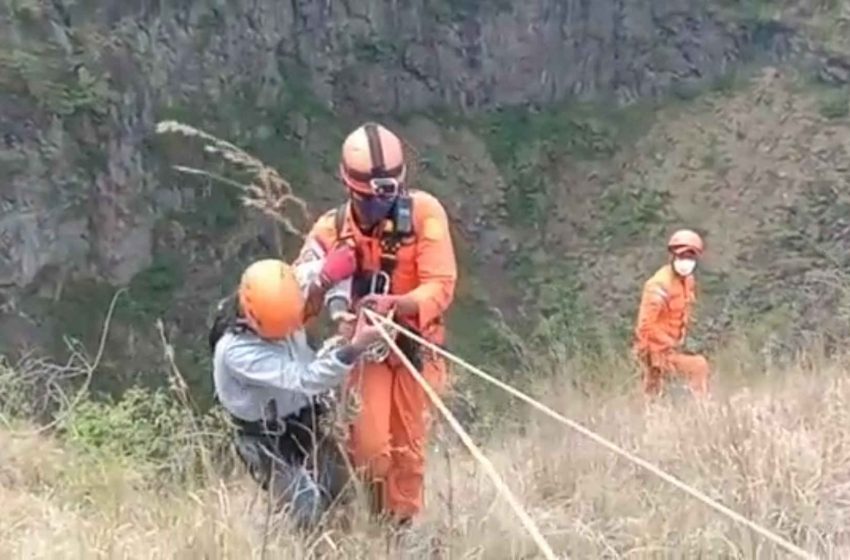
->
[1,120,834,558]
[0,337,846,559]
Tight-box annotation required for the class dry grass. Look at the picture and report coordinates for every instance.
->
[1,345,848,559]
[155,120,312,253]
[64,108,843,559]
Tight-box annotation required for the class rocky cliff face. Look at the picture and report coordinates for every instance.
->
[0,0,796,293]
[98,0,794,113]
[0,0,839,393]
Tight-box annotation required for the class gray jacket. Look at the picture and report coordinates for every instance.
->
[212,255,354,422]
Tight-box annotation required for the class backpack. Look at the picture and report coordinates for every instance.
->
[208,293,244,355]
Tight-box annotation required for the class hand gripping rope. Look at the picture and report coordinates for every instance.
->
[363,308,819,560]
[359,270,395,363]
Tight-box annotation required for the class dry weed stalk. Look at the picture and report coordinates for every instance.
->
[0,288,125,435]
[155,120,311,246]
[4,349,847,558]
[155,318,225,482]
[154,120,433,260]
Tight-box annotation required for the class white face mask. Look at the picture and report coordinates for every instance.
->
[673,258,697,276]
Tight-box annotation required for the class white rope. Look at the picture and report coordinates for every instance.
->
[367,311,561,560]
[363,309,819,560]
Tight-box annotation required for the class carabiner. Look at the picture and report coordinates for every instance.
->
[359,270,394,363]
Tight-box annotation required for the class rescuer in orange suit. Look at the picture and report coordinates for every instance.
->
[634,229,710,398]
[296,122,457,526]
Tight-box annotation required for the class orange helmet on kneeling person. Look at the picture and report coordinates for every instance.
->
[238,259,304,339]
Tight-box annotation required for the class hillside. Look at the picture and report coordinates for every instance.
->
[3,1,850,558]
[0,0,848,402]
[2,345,849,558]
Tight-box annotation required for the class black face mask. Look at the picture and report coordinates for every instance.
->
[352,194,397,230]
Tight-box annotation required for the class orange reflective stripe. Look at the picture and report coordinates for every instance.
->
[648,285,669,302]
[298,211,339,257]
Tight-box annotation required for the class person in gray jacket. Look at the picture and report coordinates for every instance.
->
[211,249,383,529]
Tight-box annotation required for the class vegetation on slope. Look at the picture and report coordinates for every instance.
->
[1,334,847,558]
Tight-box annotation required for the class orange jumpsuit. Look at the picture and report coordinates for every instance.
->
[299,189,457,520]
[633,264,710,397]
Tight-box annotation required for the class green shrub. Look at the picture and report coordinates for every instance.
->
[0,358,34,421]
[62,386,190,464]
[598,183,671,246]
[126,253,185,319]
[819,90,849,120]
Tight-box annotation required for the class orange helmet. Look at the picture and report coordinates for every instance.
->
[339,122,407,195]
[238,259,304,339]
[667,229,704,257]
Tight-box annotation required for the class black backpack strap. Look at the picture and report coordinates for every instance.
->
[378,192,414,277]
[208,295,236,354]
[208,294,252,354]
[334,202,348,242]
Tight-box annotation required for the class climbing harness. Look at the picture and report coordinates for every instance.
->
[332,196,412,364]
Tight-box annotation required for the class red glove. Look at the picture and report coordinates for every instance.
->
[319,245,357,286]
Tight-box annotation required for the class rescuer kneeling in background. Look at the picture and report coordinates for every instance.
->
[633,229,710,398]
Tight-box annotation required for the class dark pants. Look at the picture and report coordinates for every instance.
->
[232,406,351,529]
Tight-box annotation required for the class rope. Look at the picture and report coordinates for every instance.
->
[363,309,818,560]
[368,312,561,560]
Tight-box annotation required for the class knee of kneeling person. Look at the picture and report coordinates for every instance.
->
[273,468,329,529]
[287,494,326,531]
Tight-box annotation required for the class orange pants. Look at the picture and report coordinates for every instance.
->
[346,353,447,520]
[637,350,710,397]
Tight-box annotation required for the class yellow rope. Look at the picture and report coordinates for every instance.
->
[364,309,819,560]
[367,311,561,560]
